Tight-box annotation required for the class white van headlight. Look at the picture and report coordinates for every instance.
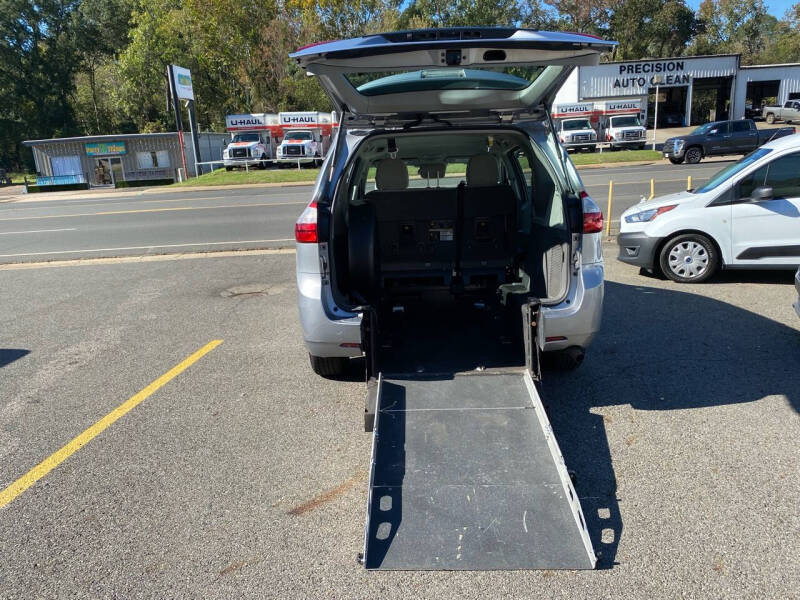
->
[625,204,677,223]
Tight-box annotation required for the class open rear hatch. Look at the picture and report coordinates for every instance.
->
[291,28,616,124]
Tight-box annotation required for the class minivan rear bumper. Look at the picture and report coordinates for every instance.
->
[542,263,604,352]
[297,269,362,358]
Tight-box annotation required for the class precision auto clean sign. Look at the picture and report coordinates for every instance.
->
[579,55,738,98]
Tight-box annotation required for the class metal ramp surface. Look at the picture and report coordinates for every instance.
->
[364,371,596,570]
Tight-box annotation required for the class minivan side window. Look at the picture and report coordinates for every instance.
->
[731,121,751,133]
[763,152,800,198]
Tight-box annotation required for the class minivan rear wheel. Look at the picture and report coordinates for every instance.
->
[309,354,348,377]
[659,233,719,283]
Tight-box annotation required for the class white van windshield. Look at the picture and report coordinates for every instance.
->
[610,115,640,127]
[694,148,772,194]
[232,133,260,143]
[562,119,592,131]
[285,131,313,140]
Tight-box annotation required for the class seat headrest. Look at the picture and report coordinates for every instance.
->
[375,158,408,191]
[467,154,499,187]
[418,163,446,180]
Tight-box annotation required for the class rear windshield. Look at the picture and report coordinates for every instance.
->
[348,67,545,96]
[694,148,772,194]
[365,161,467,191]
[562,119,592,131]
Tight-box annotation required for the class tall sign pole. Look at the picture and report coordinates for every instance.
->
[167,65,190,180]
[652,75,663,151]
[186,99,202,176]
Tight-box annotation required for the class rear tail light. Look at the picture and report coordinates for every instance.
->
[580,190,604,234]
[294,201,318,243]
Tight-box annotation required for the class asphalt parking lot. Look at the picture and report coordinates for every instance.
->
[1,241,798,598]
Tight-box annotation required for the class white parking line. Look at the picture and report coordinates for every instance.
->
[0,239,294,258]
[0,228,77,235]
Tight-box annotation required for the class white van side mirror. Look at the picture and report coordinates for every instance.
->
[751,186,773,202]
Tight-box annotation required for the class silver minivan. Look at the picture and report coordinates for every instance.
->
[293,28,612,376]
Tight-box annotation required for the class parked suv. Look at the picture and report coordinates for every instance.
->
[292,28,612,376]
[662,119,794,164]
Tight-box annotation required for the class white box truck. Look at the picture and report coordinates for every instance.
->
[552,103,598,152]
[597,100,647,150]
[276,112,337,167]
[223,113,282,170]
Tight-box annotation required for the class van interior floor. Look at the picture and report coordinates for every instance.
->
[375,297,526,375]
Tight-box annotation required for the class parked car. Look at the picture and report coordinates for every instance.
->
[794,266,800,319]
[558,118,597,152]
[292,28,611,376]
[763,100,800,124]
[662,119,795,164]
[618,134,800,283]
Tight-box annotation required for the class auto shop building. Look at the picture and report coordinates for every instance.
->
[554,54,800,128]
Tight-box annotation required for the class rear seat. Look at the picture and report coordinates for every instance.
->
[460,154,517,282]
[365,158,457,285]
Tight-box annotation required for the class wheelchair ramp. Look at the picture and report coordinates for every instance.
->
[364,371,596,570]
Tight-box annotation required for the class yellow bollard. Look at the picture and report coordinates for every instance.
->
[606,180,614,239]
[687,175,692,190]
[649,178,655,200]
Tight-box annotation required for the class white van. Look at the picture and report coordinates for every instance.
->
[618,134,800,282]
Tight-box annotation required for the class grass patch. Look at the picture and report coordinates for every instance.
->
[570,149,662,166]
[172,167,321,187]
[2,172,33,186]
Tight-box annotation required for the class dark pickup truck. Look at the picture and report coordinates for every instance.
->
[662,119,795,164]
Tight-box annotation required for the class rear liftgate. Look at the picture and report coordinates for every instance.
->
[361,301,597,570]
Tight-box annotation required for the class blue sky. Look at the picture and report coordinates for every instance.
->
[685,0,795,17]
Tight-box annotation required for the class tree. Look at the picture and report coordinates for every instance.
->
[755,3,800,64]
[0,0,84,169]
[690,0,769,62]
[608,0,696,60]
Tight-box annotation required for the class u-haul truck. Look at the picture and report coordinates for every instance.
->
[551,103,598,152]
[276,112,337,166]
[223,113,282,170]
[597,100,647,149]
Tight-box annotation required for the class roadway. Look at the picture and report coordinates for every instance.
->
[0,160,732,263]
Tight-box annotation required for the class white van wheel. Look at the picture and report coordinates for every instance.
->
[659,234,719,283]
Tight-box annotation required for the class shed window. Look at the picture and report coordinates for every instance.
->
[51,155,82,176]
[137,150,170,169]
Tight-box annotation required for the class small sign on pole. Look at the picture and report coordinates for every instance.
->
[171,65,194,101]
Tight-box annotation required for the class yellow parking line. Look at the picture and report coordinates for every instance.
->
[0,202,305,222]
[0,340,223,510]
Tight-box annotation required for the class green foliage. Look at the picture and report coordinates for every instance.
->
[2,0,799,173]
